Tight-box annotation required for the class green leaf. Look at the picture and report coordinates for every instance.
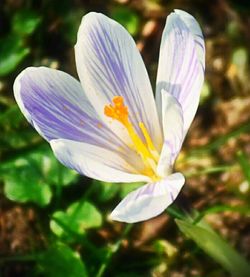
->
[3,166,52,206]
[1,145,78,206]
[0,105,24,129]
[119,182,144,198]
[153,239,177,258]
[231,48,248,84]
[227,20,242,40]
[200,80,211,105]
[176,219,250,277]
[37,243,88,277]
[111,7,139,36]
[0,128,40,149]
[50,200,102,238]
[0,35,29,76]
[93,180,119,202]
[232,48,248,70]
[62,10,85,44]
[41,151,78,187]
[12,9,41,36]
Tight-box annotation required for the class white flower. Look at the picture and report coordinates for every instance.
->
[14,10,205,223]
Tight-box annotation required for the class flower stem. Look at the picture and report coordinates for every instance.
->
[0,253,39,263]
[96,223,133,277]
[184,165,238,178]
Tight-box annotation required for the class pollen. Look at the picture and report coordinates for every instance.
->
[97,122,103,129]
[104,96,128,124]
[63,105,69,111]
[104,96,160,181]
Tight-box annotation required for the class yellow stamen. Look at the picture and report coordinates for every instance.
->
[139,122,160,161]
[104,96,160,181]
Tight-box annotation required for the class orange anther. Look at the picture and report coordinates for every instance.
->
[104,105,114,117]
[113,96,123,105]
[103,95,160,180]
[104,96,128,122]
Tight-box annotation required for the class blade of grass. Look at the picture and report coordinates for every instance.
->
[193,204,250,224]
[237,151,250,183]
[166,205,187,220]
[184,165,237,178]
[176,219,250,277]
[189,122,250,155]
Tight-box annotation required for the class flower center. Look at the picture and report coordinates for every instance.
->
[104,96,160,181]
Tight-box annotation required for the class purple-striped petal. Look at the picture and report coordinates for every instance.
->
[174,9,205,69]
[157,90,184,177]
[14,67,134,154]
[75,12,162,150]
[110,172,185,223]
[156,10,205,135]
[51,139,151,183]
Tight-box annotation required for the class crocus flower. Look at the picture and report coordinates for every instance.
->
[14,9,205,223]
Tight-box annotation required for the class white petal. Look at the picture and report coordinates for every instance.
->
[75,12,162,150]
[13,67,118,147]
[174,9,205,67]
[110,172,185,223]
[14,67,153,177]
[157,90,184,177]
[156,10,205,135]
[50,139,151,183]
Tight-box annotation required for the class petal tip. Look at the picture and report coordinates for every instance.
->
[109,210,122,222]
[109,209,134,224]
[109,173,185,224]
[13,67,37,123]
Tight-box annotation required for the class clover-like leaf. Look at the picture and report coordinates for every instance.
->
[4,166,52,206]
[50,200,102,239]
[37,243,88,277]
[1,145,79,206]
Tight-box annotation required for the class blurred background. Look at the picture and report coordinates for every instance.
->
[0,0,250,276]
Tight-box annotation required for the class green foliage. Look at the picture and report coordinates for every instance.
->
[93,180,145,201]
[3,167,52,206]
[0,105,24,129]
[200,80,211,105]
[119,182,144,198]
[36,243,88,277]
[0,8,41,76]
[0,106,36,149]
[176,219,250,277]
[111,7,140,36]
[232,48,248,68]
[0,35,30,76]
[12,10,41,36]
[190,122,250,155]
[231,47,248,85]
[1,145,78,206]
[193,204,250,223]
[92,180,119,202]
[227,20,242,41]
[62,10,85,44]
[237,151,250,184]
[50,200,102,239]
